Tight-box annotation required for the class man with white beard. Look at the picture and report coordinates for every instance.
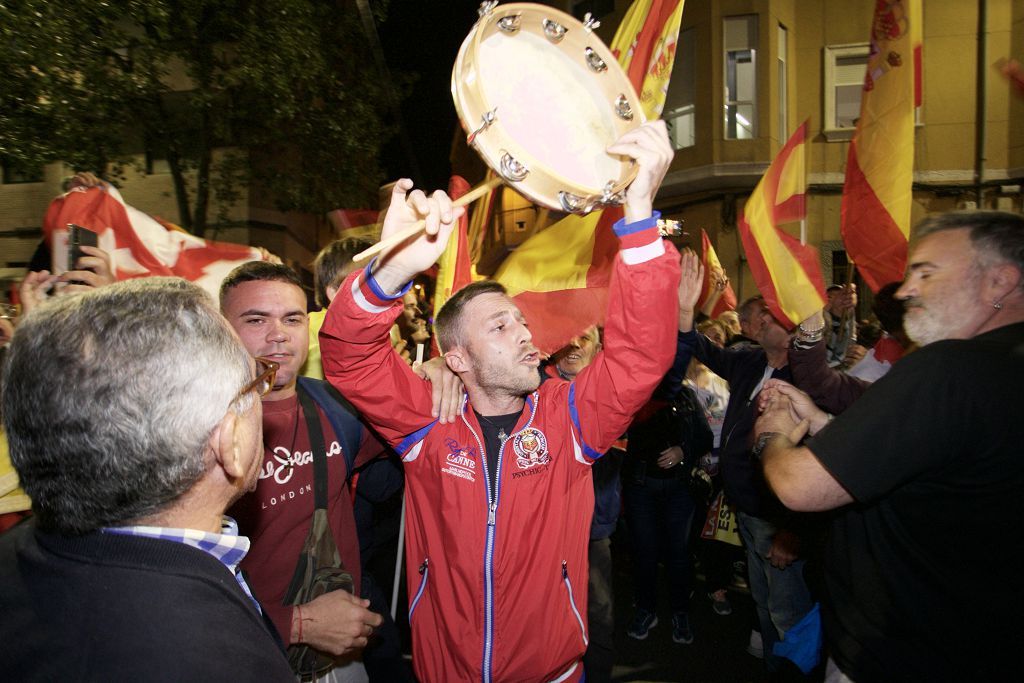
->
[753,210,1024,682]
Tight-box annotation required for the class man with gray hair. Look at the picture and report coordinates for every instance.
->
[755,210,1024,681]
[0,278,294,681]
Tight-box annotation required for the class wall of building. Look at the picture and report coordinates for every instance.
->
[653,0,1024,306]
[1012,0,1024,176]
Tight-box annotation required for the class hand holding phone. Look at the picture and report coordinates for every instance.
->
[67,224,99,273]
[54,224,115,291]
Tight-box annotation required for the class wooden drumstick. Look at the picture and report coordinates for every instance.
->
[352,176,504,264]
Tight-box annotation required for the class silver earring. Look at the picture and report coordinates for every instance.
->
[993,300,1003,310]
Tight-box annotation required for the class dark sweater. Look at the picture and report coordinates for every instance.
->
[0,520,295,682]
[788,337,869,415]
[682,330,792,518]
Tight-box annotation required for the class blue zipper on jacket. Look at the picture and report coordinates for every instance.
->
[464,393,537,683]
[408,559,429,622]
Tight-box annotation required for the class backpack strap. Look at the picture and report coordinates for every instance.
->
[297,376,362,483]
[295,385,329,510]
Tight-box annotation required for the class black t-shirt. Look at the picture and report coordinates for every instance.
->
[807,322,1024,682]
[474,410,522,498]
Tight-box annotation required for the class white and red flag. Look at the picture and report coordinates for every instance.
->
[43,184,265,299]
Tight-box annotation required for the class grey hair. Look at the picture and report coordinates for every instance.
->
[913,210,1024,290]
[1,278,254,534]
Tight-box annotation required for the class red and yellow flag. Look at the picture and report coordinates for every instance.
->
[613,0,686,119]
[738,121,827,327]
[467,171,498,265]
[840,0,922,292]
[326,208,381,242]
[433,175,475,318]
[697,229,737,317]
[494,0,686,353]
[494,211,621,354]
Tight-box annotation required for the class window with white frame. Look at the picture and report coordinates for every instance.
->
[824,44,869,136]
[724,15,757,140]
[778,24,788,141]
[664,27,696,149]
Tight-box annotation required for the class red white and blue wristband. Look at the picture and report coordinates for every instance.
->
[612,211,666,264]
[352,257,412,314]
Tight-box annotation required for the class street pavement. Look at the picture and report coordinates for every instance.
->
[608,527,768,683]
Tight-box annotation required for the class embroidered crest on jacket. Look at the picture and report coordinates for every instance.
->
[513,428,550,469]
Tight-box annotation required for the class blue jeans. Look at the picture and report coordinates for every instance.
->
[737,511,814,673]
[623,473,696,614]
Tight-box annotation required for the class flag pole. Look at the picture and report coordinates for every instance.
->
[390,493,406,621]
[353,176,503,264]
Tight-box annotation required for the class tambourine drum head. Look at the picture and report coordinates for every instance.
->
[478,32,620,189]
[453,3,644,213]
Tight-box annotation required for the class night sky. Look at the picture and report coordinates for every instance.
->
[377,0,490,190]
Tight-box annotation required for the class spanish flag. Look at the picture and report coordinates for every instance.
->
[613,0,687,120]
[432,175,475,320]
[494,211,621,354]
[697,229,737,317]
[840,0,922,292]
[468,171,499,265]
[738,121,826,327]
[494,0,686,353]
[326,208,382,242]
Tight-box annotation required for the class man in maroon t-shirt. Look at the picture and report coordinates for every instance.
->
[221,261,383,676]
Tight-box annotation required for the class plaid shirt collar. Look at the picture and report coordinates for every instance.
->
[103,517,251,577]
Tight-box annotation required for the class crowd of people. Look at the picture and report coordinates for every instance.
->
[0,118,1021,683]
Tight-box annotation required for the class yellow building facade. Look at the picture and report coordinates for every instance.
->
[644,0,1022,300]
[507,0,1024,303]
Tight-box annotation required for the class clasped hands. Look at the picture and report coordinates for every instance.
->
[754,379,832,447]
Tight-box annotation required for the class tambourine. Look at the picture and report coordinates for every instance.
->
[452,1,645,215]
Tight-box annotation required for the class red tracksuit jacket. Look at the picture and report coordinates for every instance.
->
[321,217,679,682]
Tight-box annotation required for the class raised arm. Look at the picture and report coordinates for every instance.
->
[319,181,466,448]
[699,266,728,317]
[677,248,703,333]
[789,310,870,415]
[569,122,682,454]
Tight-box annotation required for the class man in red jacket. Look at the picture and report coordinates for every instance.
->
[321,121,680,682]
